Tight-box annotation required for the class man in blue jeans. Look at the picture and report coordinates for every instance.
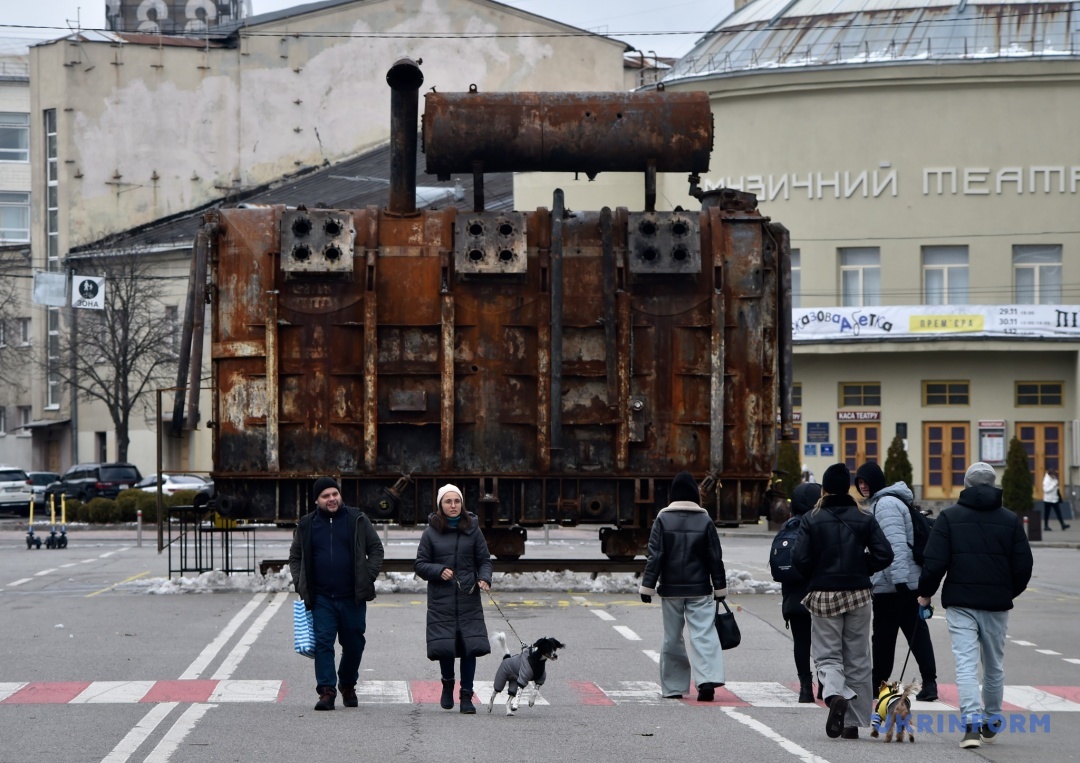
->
[918,462,1033,749]
[289,476,384,710]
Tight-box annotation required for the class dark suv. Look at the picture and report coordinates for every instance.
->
[44,463,143,504]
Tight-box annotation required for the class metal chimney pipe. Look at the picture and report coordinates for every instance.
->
[386,58,424,216]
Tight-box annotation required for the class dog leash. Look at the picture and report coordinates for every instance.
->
[484,588,529,651]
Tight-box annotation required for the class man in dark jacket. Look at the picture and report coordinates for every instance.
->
[639,472,727,702]
[289,476,384,711]
[918,461,1033,749]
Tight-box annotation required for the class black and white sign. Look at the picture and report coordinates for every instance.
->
[71,276,105,310]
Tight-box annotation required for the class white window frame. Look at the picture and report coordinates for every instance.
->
[0,112,30,162]
[1013,245,1062,305]
[17,406,30,436]
[0,191,30,243]
[839,247,881,307]
[0,320,5,348]
[46,307,60,409]
[922,245,969,305]
[0,407,6,435]
[18,317,30,346]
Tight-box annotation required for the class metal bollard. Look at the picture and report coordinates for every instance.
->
[137,509,143,547]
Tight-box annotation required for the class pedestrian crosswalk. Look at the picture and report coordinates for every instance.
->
[2,679,1079,709]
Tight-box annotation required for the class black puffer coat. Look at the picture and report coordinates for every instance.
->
[792,494,893,591]
[918,484,1033,611]
[414,512,493,660]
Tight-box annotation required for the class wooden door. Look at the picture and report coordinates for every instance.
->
[1016,422,1065,499]
[923,422,969,500]
[842,423,880,472]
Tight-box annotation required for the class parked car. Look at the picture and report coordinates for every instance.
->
[43,463,143,504]
[135,473,213,496]
[0,465,33,513]
[27,471,60,507]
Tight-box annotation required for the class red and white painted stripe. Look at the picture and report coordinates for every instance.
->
[3,680,1080,710]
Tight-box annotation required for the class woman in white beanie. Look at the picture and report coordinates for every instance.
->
[414,484,493,714]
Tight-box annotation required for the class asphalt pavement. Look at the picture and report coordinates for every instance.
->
[0,520,1077,763]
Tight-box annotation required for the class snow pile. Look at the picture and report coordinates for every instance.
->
[124,568,779,596]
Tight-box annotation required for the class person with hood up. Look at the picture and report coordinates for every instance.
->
[854,461,939,702]
[639,472,728,701]
[414,484,493,714]
[918,462,1033,749]
[773,481,822,702]
[792,463,893,740]
[289,476,385,711]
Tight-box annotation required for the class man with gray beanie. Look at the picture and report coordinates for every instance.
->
[918,461,1033,749]
[289,477,384,711]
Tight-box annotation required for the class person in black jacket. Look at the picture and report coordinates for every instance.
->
[773,482,822,703]
[918,461,1033,749]
[792,463,893,740]
[289,476,385,711]
[414,484,493,714]
[639,472,727,702]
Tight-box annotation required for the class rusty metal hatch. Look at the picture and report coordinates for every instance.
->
[454,212,528,275]
[280,209,356,274]
[627,211,701,275]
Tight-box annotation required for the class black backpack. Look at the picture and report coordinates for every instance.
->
[902,497,934,565]
[769,516,803,584]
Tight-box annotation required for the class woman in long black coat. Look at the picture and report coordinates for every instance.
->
[414,484,493,714]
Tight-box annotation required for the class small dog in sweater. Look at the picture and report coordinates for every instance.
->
[487,631,566,715]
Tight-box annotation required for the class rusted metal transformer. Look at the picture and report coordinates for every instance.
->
[179,59,794,559]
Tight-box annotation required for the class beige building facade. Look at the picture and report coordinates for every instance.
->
[518,0,1080,506]
[0,46,34,468]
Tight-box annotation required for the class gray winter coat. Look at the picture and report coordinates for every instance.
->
[288,506,384,609]
[414,512,493,660]
[868,482,920,593]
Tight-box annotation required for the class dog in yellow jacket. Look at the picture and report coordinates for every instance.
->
[871,680,916,743]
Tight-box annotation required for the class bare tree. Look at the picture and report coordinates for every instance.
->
[52,246,179,461]
[0,247,32,399]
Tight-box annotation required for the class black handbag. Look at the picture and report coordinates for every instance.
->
[715,600,741,650]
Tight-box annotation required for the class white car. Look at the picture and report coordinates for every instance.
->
[0,465,33,511]
[135,473,213,495]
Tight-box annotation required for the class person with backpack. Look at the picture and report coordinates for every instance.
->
[793,463,893,739]
[769,481,822,702]
[854,462,939,702]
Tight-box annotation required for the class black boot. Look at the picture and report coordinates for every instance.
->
[798,675,815,703]
[314,686,336,711]
[915,679,938,702]
[459,689,476,714]
[440,679,455,710]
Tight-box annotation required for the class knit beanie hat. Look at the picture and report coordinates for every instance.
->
[821,463,851,496]
[312,476,340,501]
[964,462,997,488]
[790,482,822,515]
[854,462,887,497]
[670,472,700,504]
[436,483,463,508]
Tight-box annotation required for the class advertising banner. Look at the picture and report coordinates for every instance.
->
[792,305,1080,342]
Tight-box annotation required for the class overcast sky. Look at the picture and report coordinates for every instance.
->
[0,0,734,58]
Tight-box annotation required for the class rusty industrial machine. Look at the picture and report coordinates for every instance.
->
[174,58,793,560]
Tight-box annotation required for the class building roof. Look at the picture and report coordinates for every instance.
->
[70,138,514,255]
[213,0,628,50]
[664,0,1080,83]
